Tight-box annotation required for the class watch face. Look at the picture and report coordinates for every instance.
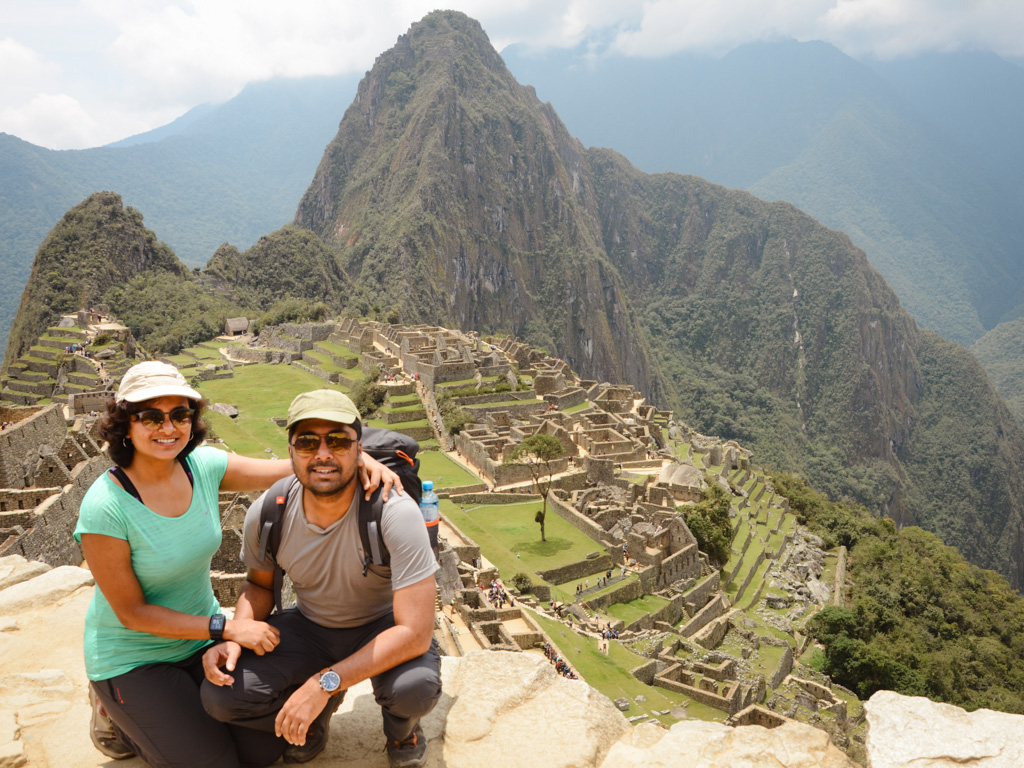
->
[210,615,226,631]
[320,669,341,693]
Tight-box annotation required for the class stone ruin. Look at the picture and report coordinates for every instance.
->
[0,404,109,566]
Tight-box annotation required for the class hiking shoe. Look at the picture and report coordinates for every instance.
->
[283,691,345,764]
[89,684,135,760]
[386,724,427,768]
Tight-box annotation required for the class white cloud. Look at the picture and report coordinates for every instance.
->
[4,0,1024,149]
[0,93,99,149]
[0,37,61,102]
[608,0,1024,60]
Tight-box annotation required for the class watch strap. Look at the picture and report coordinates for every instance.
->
[209,613,225,642]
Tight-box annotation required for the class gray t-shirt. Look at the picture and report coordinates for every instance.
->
[242,483,438,628]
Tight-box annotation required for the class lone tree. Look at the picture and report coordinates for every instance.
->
[504,433,564,542]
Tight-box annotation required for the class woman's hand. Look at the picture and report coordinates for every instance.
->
[224,618,280,655]
[358,452,403,501]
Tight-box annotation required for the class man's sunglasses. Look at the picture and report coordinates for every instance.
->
[291,432,356,455]
[131,407,195,430]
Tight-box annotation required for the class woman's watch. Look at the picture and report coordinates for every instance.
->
[209,613,226,642]
[319,668,342,697]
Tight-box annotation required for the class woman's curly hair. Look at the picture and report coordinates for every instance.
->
[99,397,208,468]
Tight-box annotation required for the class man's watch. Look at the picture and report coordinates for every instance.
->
[209,613,226,642]
[319,668,343,697]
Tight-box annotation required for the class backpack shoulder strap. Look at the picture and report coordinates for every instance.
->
[358,487,390,576]
[256,474,299,612]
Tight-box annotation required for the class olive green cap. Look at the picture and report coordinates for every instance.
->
[286,389,362,436]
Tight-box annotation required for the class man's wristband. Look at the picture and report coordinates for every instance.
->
[209,613,226,642]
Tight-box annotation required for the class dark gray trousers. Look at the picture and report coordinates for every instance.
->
[201,609,441,760]
[92,646,281,768]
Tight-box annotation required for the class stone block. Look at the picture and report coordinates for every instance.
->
[866,690,1024,768]
[0,566,93,614]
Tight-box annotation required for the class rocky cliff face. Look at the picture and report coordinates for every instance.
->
[4,555,1023,768]
[293,11,1024,588]
[295,11,663,400]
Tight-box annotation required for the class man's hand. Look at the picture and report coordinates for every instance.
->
[358,452,403,501]
[275,677,330,745]
[224,618,280,654]
[202,640,242,686]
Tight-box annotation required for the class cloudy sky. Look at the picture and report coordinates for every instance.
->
[3,0,1023,150]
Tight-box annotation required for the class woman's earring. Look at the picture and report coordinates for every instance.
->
[122,437,131,447]
[189,430,194,442]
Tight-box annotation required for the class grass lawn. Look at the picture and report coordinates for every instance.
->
[417,452,479,488]
[183,343,222,360]
[465,398,539,409]
[440,500,599,591]
[366,416,430,429]
[197,363,346,457]
[315,340,359,359]
[562,401,590,414]
[437,376,501,389]
[605,592,670,625]
[531,613,727,725]
[388,393,421,406]
[384,403,425,413]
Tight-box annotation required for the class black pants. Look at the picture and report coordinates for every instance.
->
[92,646,282,768]
[201,609,442,762]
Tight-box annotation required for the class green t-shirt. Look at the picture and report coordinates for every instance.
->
[74,446,229,680]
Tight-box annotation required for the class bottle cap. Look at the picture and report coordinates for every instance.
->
[423,480,434,491]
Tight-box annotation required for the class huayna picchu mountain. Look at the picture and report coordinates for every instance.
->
[4,12,1023,590]
[293,11,1024,588]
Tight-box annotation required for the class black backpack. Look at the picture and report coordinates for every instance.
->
[255,427,425,612]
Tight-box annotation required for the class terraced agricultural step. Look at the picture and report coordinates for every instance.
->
[28,346,63,361]
[67,373,99,387]
[3,378,53,396]
[8,369,50,383]
[47,325,87,339]
[0,389,43,405]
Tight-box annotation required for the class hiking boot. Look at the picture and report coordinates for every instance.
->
[89,684,135,760]
[386,724,427,768]
[282,691,345,764]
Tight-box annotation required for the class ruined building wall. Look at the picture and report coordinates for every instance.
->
[6,456,109,566]
[0,405,69,489]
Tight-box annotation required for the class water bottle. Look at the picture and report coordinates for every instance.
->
[420,480,440,560]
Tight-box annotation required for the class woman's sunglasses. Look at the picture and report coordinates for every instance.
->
[291,432,356,455]
[131,407,195,430]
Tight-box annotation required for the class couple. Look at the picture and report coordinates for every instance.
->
[74,361,440,767]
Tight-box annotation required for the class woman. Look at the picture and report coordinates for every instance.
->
[74,361,399,767]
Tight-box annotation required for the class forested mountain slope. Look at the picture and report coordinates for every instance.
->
[502,41,1024,348]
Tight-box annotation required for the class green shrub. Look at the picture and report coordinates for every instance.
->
[511,572,533,594]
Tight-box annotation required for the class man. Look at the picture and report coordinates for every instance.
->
[201,390,440,766]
